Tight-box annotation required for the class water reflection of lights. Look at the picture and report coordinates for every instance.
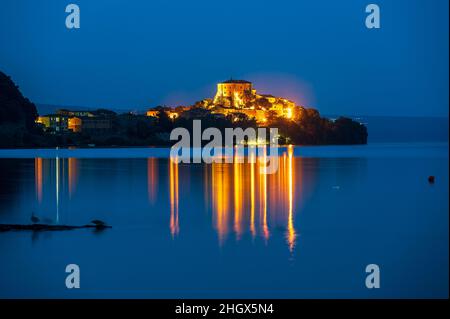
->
[207,147,298,252]
[33,155,299,253]
[68,158,78,198]
[35,158,43,203]
[286,146,296,252]
[259,148,269,241]
[212,162,230,245]
[34,158,79,224]
[147,158,158,203]
[169,157,179,237]
[250,152,256,238]
[233,152,243,239]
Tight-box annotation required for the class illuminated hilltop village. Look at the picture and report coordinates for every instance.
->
[0,69,366,147]
[147,79,302,123]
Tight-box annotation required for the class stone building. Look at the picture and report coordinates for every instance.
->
[213,79,255,108]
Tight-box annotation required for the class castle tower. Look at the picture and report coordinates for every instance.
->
[213,79,253,108]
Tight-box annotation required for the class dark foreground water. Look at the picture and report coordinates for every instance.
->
[0,143,448,298]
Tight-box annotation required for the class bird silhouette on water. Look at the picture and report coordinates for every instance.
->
[90,219,110,230]
[91,219,106,226]
[31,212,40,224]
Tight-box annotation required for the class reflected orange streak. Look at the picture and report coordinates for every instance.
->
[169,158,179,237]
[233,153,243,239]
[287,146,296,252]
[147,158,158,202]
[212,162,229,244]
[259,148,269,240]
[206,146,300,249]
[35,158,43,203]
[250,153,256,237]
[68,158,78,198]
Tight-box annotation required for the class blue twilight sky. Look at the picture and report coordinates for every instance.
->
[0,0,448,116]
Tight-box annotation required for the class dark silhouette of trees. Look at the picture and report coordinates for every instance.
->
[267,107,367,145]
[156,109,173,132]
[0,72,38,129]
[0,71,40,147]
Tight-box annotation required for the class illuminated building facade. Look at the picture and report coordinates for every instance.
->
[37,109,112,133]
[213,79,254,108]
[146,106,188,120]
[211,79,300,123]
[145,79,302,124]
[36,114,68,132]
[68,117,112,133]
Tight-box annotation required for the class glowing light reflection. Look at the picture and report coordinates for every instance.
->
[169,158,179,237]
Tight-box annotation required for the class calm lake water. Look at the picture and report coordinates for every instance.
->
[0,143,448,298]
